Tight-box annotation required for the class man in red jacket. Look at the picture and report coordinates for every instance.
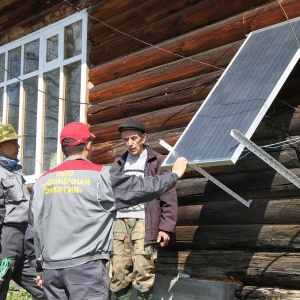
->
[110,119,178,300]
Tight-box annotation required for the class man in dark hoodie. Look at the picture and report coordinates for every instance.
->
[0,124,44,300]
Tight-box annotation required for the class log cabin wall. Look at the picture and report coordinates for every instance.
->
[1,0,300,299]
[87,0,300,299]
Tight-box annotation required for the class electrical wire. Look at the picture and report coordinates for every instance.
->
[276,0,300,48]
[0,0,224,108]
[0,0,299,111]
[238,135,300,160]
[63,0,224,71]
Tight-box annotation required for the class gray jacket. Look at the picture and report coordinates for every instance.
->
[0,159,30,226]
[28,156,178,270]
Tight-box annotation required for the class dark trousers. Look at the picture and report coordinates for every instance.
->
[43,259,109,300]
[0,224,44,300]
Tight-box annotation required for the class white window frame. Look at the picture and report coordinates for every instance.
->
[0,11,88,182]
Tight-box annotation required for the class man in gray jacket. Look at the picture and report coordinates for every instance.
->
[0,124,44,300]
[27,122,187,300]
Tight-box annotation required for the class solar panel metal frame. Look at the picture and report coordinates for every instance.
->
[162,17,300,168]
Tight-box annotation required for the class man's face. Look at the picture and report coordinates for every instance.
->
[0,139,20,160]
[121,130,146,156]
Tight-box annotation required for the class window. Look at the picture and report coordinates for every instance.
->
[0,12,88,180]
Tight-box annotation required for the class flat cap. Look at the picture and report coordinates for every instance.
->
[118,119,146,133]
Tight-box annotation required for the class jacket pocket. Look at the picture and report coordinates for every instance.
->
[1,178,24,202]
[1,178,15,189]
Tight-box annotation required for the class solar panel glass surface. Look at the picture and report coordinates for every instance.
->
[162,17,300,168]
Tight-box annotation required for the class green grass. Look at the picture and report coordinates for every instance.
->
[7,282,32,300]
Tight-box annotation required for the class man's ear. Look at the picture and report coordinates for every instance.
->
[141,133,147,143]
[86,141,92,151]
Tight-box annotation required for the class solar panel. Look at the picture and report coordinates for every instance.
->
[162,17,300,168]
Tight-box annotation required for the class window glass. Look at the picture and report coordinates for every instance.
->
[8,47,21,80]
[0,12,87,178]
[23,76,38,175]
[64,20,82,59]
[24,39,39,74]
[7,82,20,130]
[0,53,5,82]
[64,60,81,124]
[0,87,3,123]
[43,68,59,172]
[46,35,58,62]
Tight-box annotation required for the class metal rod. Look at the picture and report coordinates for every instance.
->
[159,139,252,208]
[231,129,300,189]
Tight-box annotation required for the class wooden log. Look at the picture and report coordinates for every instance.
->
[91,138,300,172]
[89,0,271,50]
[91,127,184,164]
[0,1,77,46]
[0,0,18,11]
[89,41,240,103]
[172,224,300,251]
[87,71,220,124]
[156,250,300,289]
[89,0,300,67]
[176,168,300,204]
[90,104,300,163]
[88,0,147,24]
[89,102,201,143]
[0,0,64,30]
[235,285,300,299]
[89,0,197,44]
[177,198,300,226]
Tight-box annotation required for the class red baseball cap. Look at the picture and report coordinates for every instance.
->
[60,122,95,147]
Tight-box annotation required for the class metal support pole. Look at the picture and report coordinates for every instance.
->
[231,129,300,189]
[159,139,252,208]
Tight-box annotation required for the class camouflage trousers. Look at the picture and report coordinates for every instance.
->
[109,218,157,293]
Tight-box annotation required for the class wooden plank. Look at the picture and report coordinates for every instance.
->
[89,0,300,66]
[89,41,240,103]
[156,250,300,289]
[172,224,300,251]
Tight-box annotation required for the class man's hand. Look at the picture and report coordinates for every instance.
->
[36,274,43,288]
[157,231,170,247]
[171,157,188,179]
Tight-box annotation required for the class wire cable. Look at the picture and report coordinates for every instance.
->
[276,0,300,48]
[63,0,224,71]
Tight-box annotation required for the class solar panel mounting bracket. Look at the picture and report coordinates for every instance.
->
[159,139,252,208]
[231,129,300,189]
